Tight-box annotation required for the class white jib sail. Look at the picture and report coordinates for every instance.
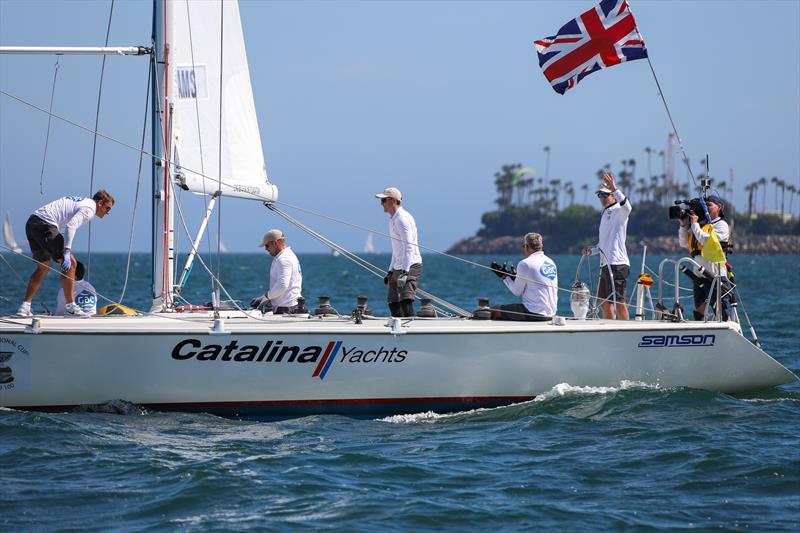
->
[169,0,277,202]
[3,214,23,253]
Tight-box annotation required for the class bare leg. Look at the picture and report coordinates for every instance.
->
[600,301,615,319]
[616,303,629,320]
[23,262,50,303]
[59,258,76,304]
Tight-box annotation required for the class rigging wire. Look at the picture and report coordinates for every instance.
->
[86,0,116,281]
[630,16,697,192]
[38,56,60,195]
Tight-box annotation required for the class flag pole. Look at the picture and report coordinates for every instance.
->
[628,5,699,193]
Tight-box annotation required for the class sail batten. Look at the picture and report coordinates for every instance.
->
[170,0,276,202]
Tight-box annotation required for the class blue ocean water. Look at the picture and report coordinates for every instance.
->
[1,253,799,530]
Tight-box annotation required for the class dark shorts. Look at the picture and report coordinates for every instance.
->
[598,264,629,304]
[494,303,551,322]
[692,276,731,314]
[387,263,422,303]
[25,215,64,263]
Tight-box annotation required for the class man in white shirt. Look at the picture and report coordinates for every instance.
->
[56,261,97,316]
[491,232,558,321]
[251,229,303,314]
[375,187,422,317]
[17,190,114,317]
[582,172,632,320]
[678,195,730,320]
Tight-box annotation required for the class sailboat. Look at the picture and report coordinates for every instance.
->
[364,233,377,254]
[2,213,23,254]
[0,1,795,419]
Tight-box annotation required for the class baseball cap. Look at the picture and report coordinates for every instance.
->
[596,185,614,194]
[375,187,402,201]
[259,228,284,247]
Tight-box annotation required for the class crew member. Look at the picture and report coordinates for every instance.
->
[491,232,558,321]
[679,195,729,320]
[376,187,422,317]
[582,172,632,320]
[16,190,114,317]
[251,229,303,314]
[56,261,97,316]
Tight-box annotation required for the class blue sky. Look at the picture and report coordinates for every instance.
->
[1,0,798,253]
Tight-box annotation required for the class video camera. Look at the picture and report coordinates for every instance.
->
[668,198,704,220]
[669,177,713,220]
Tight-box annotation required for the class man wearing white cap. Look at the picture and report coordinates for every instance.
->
[375,187,422,317]
[251,228,303,314]
[582,172,632,320]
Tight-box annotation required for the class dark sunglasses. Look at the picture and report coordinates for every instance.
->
[380,197,391,204]
[596,192,611,199]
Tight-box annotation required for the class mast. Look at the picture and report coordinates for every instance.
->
[151,0,175,311]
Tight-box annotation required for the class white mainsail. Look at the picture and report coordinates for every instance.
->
[169,0,276,202]
[3,213,23,253]
[364,233,376,253]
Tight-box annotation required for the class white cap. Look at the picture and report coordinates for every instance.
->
[375,187,402,201]
[259,228,284,247]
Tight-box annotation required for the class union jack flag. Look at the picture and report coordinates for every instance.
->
[535,0,647,95]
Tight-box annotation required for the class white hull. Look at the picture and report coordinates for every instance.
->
[1,314,795,419]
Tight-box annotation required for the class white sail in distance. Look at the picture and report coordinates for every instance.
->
[3,213,23,253]
[169,0,277,202]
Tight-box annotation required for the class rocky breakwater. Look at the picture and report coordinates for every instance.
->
[448,234,800,255]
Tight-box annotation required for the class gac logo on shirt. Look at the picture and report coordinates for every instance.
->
[75,290,97,313]
[540,261,557,280]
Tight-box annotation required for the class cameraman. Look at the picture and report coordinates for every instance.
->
[678,195,729,320]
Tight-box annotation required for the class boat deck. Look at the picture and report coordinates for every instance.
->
[0,311,740,335]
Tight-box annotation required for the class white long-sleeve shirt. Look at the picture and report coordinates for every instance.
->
[678,217,729,277]
[388,206,422,271]
[32,196,96,249]
[589,189,631,267]
[268,246,302,308]
[503,251,558,316]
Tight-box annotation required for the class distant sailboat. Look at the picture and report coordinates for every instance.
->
[364,233,376,253]
[3,213,23,253]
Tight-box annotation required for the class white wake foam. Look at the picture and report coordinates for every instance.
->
[380,381,661,424]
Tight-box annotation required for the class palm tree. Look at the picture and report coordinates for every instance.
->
[564,181,575,207]
[758,176,768,212]
[778,178,787,218]
[549,179,561,213]
[637,178,648,201]
[543,146,551,181]
[580,183,589,205]
[644,147,652,180]
[745,182,757,217]
[787,184,797,218]
[771,176,780,212]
